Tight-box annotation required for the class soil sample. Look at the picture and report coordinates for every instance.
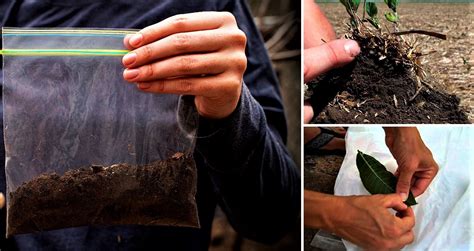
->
[307,32,470,124]
[7,154,199,236]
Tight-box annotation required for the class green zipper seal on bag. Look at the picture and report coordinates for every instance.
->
[0,49,130,57]
[1,28,136,56]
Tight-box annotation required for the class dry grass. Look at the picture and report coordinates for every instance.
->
[320,3,473,122]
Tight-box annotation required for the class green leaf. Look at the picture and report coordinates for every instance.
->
[351,0,361,11]
[366,2,378,18]
[356,150,417,206]
[384,0,398,12]
[340,0,360,12]
[385,11,399,23]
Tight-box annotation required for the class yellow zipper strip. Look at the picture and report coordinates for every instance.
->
[0,49,129,56]
[3,29,138,35]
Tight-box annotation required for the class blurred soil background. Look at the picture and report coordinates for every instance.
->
[319,2,473,122]
[209,0,301,250]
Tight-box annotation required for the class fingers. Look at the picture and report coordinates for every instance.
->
[411,177,432,197]
[0,193,4,209]
[123,29,246,68]
[126,12,236,48]
[383,193,408,211]
[396,168,416,200]
[304,39,360,82]
[123,34,133,50]
[304,101,314,124]
[397,207,416,233]
[135,74,241,98]
[395,230,415,248]
[123,53,227,82]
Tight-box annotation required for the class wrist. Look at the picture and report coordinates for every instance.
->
[304,191,345,232]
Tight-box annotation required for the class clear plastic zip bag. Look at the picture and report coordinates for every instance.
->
[1,28,199,236]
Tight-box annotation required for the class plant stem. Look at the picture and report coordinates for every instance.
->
[362,0,366,19]
[392,30,447,40]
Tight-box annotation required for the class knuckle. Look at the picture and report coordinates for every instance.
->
[227,76,243,93]
[145,64,155,78]
[322,43,339,66]
[140,45,154,61]
[172,34,191,51]
[230,53,247,73]
[178,79,193,93]
[221,12,237,24]
[171,15,188,29]
[230,29,247,46]
[408,232,415,243]
[154,80,166,92]
[177,56,196,74]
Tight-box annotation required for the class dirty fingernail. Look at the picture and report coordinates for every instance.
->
[344,40,360,57]
[123,69,140,80]
[123,53,137,66]
[400,193,408,201]
[129,33,143,47]
[138,83,151,90]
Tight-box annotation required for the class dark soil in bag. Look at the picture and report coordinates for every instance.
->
[8,154,199,236]
[307,37,470,124]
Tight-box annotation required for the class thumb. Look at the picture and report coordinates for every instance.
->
[396,169,415,200]
[304,39,360,82]
[383,193,408,212]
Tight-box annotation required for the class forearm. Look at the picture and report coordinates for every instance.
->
[304,190,342,231]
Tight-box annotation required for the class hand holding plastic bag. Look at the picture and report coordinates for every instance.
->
[2,28,199,236]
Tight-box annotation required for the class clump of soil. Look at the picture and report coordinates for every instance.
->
[307,27,470,124]
[7,154,199,236]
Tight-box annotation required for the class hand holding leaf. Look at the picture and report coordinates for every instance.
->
[356,150,417,206]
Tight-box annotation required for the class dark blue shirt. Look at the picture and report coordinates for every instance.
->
[0,1,300,250]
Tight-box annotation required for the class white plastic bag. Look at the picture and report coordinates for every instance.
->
[335,127,472,250]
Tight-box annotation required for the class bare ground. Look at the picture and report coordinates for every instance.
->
[320,3,473,122]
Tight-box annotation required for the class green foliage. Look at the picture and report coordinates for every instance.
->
[340,0,360,12]
[356,150,417,206]
[385,11,399,22]
[366,2,378,17]
[384,0,399,12]
[365,2,380,28]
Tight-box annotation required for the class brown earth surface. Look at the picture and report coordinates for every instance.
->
[8,155,199,236]
[319,3,473,122]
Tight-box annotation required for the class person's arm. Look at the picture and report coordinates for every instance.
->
[305,190,415,250]
[193,0,300,243]
[383,127,438,198]
[303,1,360,123]
[121,5,300,243]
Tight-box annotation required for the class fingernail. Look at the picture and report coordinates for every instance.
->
[123,53,137,66]
[344,40,360,57]
[129,33,143,47]
[400,193,408,201]
[138,83,151,90]
[123,69,140,80]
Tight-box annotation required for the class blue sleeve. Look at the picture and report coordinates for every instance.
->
[191,0,301,244]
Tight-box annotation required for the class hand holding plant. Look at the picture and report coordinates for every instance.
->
[305,191,415,250]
